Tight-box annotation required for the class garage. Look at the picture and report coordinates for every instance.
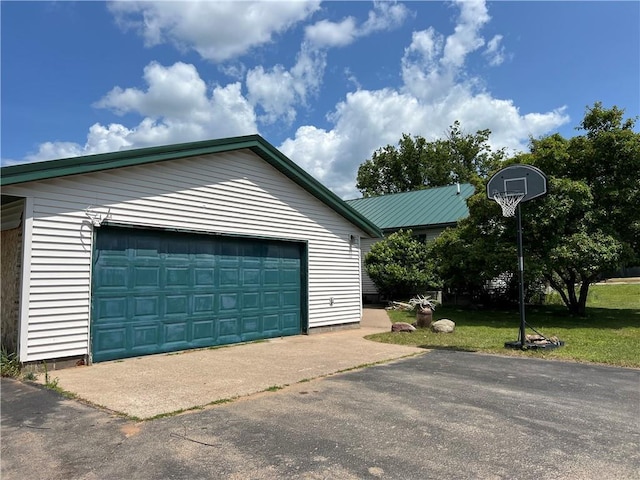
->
[92,227,304,362]
[0,135,381,365]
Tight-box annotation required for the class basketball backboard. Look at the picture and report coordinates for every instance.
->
[486,164,547,203]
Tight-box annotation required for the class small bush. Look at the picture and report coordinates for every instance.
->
[365,230,440,299]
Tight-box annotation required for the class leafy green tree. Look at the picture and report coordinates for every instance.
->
[530,102,640,263]
[523,178,624,315]
[430,192,538,304]
[356,121,505,197]
[364,230,440,299]
[431,103,638,316]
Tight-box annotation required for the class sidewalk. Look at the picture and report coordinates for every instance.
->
[42,308,422,419]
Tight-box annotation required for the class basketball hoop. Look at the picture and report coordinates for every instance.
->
[492,191,525,217]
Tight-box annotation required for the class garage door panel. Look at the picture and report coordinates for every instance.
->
[133,296,160,317]
[164,322,188,344]
[283,290,301,307]
[95,297,127,320]
[282,312,301,332]
[219,293,239,312]
[166,268,189,287]
[132,324,159,350]
[242,292,260,310]
[262,291,280,308]
[243,269,260,286]
[218,317,240,340]
[241,316,261,335]
[134,267,160,288]
[262,314,280,334]
[96,266,128,288]
[195,269,215,286]
[92,227,303,362]
[93,327,127,355]
[192,320,215,342]
[194,294,215,313]
[165,295,189,315]
[220,268,239,286]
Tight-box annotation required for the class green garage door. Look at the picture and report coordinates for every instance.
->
[91,227,304,362]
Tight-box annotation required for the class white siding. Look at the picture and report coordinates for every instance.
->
[2,150,368,361]
[360,237,379,295]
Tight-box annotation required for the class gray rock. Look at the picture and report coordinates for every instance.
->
[391,322,416,333]
[431,319,455,333]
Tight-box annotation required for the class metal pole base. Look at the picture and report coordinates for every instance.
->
[504,340,565,351]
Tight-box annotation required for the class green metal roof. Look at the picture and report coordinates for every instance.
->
[0,134,382,238]
[346,183,474,231]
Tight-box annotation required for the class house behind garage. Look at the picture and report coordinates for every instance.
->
[1,135,381,365]
[346,184,474,303]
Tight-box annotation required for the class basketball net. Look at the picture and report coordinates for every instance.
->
[493,192,525,217]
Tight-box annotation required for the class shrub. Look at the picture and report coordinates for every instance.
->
[365,230,441,299]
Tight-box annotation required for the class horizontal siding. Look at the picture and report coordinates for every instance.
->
[360,237,379,295]
[3,150,368,361]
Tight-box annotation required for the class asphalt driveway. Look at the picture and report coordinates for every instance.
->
[2,351,638,479]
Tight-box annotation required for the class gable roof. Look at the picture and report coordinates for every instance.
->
[0,134,382,237]
[346,183,474,231]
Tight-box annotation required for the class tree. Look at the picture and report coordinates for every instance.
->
[364,230,440,299]
[356,122,505,197]
[530,102,640,264]
[429,191,539,305]
[431,103,639,316]
[523,178,624,315]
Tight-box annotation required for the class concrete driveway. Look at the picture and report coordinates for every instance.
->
[3,350,638,479]
[33,307,422,419]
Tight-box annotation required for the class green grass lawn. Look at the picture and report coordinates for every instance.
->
[366,284,640,368]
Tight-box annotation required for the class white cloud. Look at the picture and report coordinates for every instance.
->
[248,1,408,125]
[305,1,409,48]
[360,1,412,36]
[108,0,321,62]
[280,88,429,198]
[26,63,258,162]
[442,0,490,69]
[246,44,326,125]
[25,142,84,163]
[20,0,568,201]
[305,17,358,48]
[484,34,506,66]
[281,0,569,199]
[96,62,209,121]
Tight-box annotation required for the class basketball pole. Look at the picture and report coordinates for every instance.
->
[516,203,526,348]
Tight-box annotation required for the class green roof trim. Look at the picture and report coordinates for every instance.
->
[346,183,474,231]
[0,134,382,238]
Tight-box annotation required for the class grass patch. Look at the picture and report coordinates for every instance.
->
[545,284,640,309]
[368,284,640,368]
[265,385,285,392]
[1,348,21,378]
[147,405,205,421]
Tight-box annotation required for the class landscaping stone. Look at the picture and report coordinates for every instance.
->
[431,319,455,333]
[391,322,416,333]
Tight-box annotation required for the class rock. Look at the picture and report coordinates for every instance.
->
[391,322,416,333]
[431,319,455,333]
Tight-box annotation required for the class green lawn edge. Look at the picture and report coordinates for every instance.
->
[366,284,640,368]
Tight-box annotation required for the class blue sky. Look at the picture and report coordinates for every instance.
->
[2,1,639,198]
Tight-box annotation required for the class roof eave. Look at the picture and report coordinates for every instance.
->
[0,135,383,238]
